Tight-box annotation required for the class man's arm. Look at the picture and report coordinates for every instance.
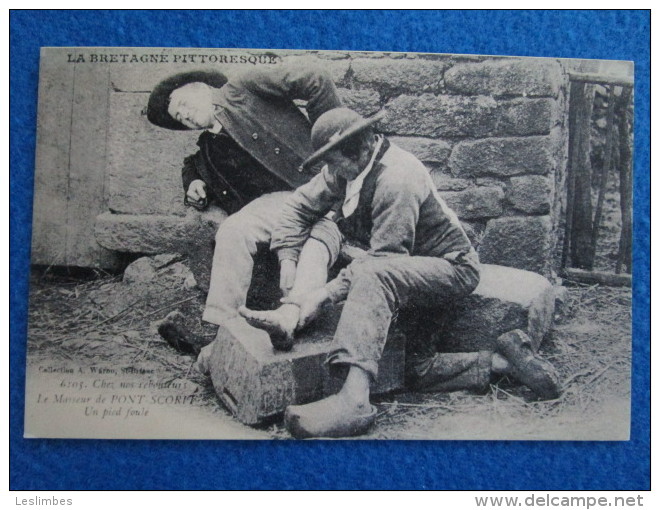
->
[232,64,341,125]
[323,165,430,303]
[182,152,203,193]
[181,152,208,208]
[271,165,344,264]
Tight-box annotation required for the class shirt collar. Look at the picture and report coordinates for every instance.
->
[208,120,223,134]
[342,135,384,218]
[347,135,384,186]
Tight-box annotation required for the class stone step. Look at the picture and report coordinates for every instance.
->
[95,208,226,292]
[440,263,555,353]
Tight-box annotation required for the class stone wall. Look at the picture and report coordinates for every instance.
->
[97,49,570,275]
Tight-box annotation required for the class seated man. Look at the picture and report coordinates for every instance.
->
[146,65,343,350]
[240,108,561,438]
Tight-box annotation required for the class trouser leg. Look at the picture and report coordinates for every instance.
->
[288,239,330,297]
[288,217,343,298]
[406,351,492,393]
[327,255,480,381]
[397,303,491,393]
[202,192,290,325]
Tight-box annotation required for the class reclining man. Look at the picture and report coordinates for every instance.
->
[146,65,343,350]
[240,108,562,438]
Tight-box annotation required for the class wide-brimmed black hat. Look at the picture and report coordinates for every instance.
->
[302,108,386,169]
[147,70,228,130]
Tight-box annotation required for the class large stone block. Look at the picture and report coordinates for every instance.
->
[445,59,562,97]
[440,264,555,353]
[95,212,200,253]
[383,95,555,138]
[337,88,381,116]
[389,136,451,165]
[208,311,405,425]
[507,175,552,214]
[95,207,227,291]
[351,58,449,93]
[106,92,200,216]
[439,187,504,220]
[450,136,554,178]
[478,216,553,274]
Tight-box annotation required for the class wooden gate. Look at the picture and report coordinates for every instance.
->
[561,72,633,286]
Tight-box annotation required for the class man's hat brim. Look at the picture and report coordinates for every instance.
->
[147,70,228,130]
[302,111,386,170]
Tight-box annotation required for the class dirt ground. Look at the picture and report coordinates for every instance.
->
[25,259,632,441]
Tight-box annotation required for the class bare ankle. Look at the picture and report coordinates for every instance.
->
[338,367,371,408]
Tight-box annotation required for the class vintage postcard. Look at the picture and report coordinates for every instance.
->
[25,47,633,440]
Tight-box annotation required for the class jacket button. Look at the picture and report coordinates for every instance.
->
[274,147,280,154]
[222,190,227,195]
[252,133,258,140]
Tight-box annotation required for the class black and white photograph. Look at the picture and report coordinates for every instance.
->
[25,46,633,440]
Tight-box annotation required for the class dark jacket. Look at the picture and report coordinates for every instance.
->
[182,65,341,213]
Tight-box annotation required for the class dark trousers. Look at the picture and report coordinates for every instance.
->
[327,250,490,392]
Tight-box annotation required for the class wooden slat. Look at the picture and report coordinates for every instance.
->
[616,87,633,274]
[589,86,617,260]
[67,64,120,268]
[31,49,74,266]
[569,81,596,270]
[568,72,634,87]
[562,268,631,287]
[561,81,580,268]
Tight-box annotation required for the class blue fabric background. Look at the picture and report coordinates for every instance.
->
[9,10,650,490]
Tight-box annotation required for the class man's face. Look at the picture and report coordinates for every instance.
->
[167,83,215,130]
[322,149,362,181]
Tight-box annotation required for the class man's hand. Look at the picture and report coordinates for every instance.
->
[279,259,297,297]
[186,179,207,202]
[281,287,330,330]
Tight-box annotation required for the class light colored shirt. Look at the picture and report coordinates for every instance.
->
[342,135,384,218]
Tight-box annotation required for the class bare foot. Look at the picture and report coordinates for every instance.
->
[238,304,299,351]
